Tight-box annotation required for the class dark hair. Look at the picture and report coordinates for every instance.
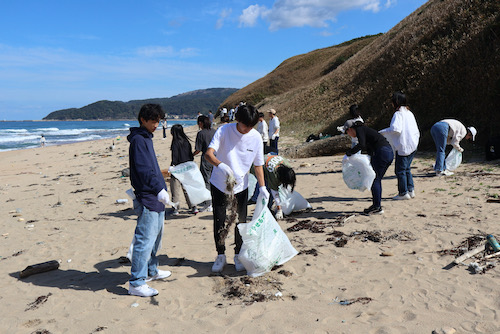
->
[170,124,191,148]
[138,104,165,125]
[349,104,361,118]
[392,91,407,109]
[258,112,265,119]
[235,104,259,127]
[197,115,211,129]
[277,165,296,192]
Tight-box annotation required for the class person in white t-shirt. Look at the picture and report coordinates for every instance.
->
[257,111,269,150]
[268,109,280,153]
[379,92,420,200]
[205,104,269,274]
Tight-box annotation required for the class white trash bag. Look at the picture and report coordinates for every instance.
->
[278,185,311,216]
[342,154,376,192]
[238,193,298,277]
[247,173,258,201]
[445,148,462,171]
[169,161,211,206]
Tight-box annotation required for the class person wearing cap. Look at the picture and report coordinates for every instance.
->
[379,92,420,200]
[344,119,394,215]
[268,109,280,154]
[430,119,476,176]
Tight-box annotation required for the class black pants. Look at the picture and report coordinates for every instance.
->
[210,183,248,255]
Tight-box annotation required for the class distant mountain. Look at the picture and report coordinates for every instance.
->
[43,88,238,120]
[221,0,500,147]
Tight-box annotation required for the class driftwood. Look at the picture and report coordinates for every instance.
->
[453,243,486,264]
[282,135,351,159]
[20,260,60,278]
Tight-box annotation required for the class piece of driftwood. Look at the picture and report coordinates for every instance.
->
[484,251,500,260]
[453,243,485,264]
[486,198,500,203]
[281,135,351,159]
[19,260,60,278]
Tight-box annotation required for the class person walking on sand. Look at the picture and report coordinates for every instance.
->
[430,119,476,176]
[127,104,173,297]
[40,134,46,147]
[161,119,168,139]
[379,92,420,200]
[169,124,198,215]
[205,104,268,273]
[268,109,280,154]
[344,119,394,215]
[193,115,216,212]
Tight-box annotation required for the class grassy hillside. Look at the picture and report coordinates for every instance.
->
[222,0,500,149]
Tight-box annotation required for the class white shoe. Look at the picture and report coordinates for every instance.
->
[146,269,171,282]
[200,204,213,212]
[211,254,226,273]
[128,284,158,297]
[443,170,454,176]
[409,190,416,198]
[392,193,411,200]
[234,254,245,272]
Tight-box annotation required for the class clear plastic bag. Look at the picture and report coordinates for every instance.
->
[169,161,211,205]
[278,186,311,216]
[238,193,298,277]
[342,154,376,191]
[445,148,462,171]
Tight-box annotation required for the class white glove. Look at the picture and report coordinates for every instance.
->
[275,208,283,220]
[217,162,234,179]
[259,186,269,200]
[455,146,464,153]
[271,134,277,140]
[157,189,171,205]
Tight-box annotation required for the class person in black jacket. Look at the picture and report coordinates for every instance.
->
[169,124,198,215]
[127,104,172,297]
[344,119,394,215]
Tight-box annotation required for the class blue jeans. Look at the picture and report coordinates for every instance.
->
[129,203,165,287]
[270,137,279,154]
[431,122,449,172]
[371,145,394,207]
[395,151,415,195]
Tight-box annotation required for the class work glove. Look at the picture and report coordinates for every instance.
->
[275,208,283,220]
[217,162,234,179]
[271,134,277,140]
[157,189,175,206]
[455,146,464,153]
[259,186,270,200]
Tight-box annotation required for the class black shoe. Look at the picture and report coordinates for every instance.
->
[363,205,384,215]
[247,199,256,205]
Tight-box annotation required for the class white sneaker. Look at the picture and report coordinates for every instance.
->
[200,204,213,212]
[234,254,245,272]
[392,193,411,200]
[146,269,172,282]
[409,190,416,198]
[128,284,158,297]
[190,206,199,214]
[211,254,226,273]
[443,170,454,176]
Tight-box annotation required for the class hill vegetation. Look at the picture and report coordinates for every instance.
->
[43,88,237,120]
[221,0,500,149]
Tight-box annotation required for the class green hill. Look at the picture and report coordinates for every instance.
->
[221,0,500,148]
[43,88,238,120]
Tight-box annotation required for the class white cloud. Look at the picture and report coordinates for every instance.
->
[135,45,199,58]
[239,0,385,31]
[216,8,233,29]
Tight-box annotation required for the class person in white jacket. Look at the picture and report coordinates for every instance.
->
[379,92,420,200]
[430,119,476,176]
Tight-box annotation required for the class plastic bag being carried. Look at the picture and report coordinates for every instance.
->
[278,185,311,216]
[342,154,376,191]
[445,148,462,171]
[238,193,298,277]
[169,161,211,206]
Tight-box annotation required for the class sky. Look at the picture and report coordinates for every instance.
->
[0,0,428,120]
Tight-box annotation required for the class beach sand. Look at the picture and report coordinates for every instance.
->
[1,125,499,334]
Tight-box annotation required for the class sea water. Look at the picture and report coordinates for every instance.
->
[0,119,196,152]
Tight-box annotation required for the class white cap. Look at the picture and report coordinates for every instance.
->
[467,126,477,141]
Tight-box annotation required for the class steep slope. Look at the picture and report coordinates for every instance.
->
[225,0,500,148]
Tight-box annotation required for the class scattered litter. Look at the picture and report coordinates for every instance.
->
[131,302,139,308]
[116,199,129,204]
[25,293,52,311]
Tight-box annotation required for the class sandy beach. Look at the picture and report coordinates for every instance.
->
[1,125,499,334]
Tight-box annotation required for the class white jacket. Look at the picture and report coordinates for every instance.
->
[379,106,420,156]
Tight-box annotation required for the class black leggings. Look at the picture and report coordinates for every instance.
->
[210,183,248,255]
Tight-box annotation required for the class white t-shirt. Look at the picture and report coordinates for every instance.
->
[209,123,264,194]
[257,120,269,142]
[379,106,420,156]
[269,116,280,138]
[442,119,467,149]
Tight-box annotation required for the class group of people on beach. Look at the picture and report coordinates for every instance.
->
[341,91,476,215]
[125,95,476,297]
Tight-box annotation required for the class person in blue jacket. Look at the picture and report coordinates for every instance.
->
[127,104,172,297]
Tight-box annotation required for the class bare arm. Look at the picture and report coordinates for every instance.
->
[254,165,266,188]
[204,147,219,166]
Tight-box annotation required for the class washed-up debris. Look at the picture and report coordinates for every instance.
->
[299,248,319,256]
[20,260,60,278]
[326,229,416,247]
[330,297,372,306]
[71,188,93,193]
[25,293,52,311]
[286,215,352,233]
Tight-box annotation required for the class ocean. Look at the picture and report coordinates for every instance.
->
[0,119,197,152]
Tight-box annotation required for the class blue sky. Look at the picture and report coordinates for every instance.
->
[0,0,427,120]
